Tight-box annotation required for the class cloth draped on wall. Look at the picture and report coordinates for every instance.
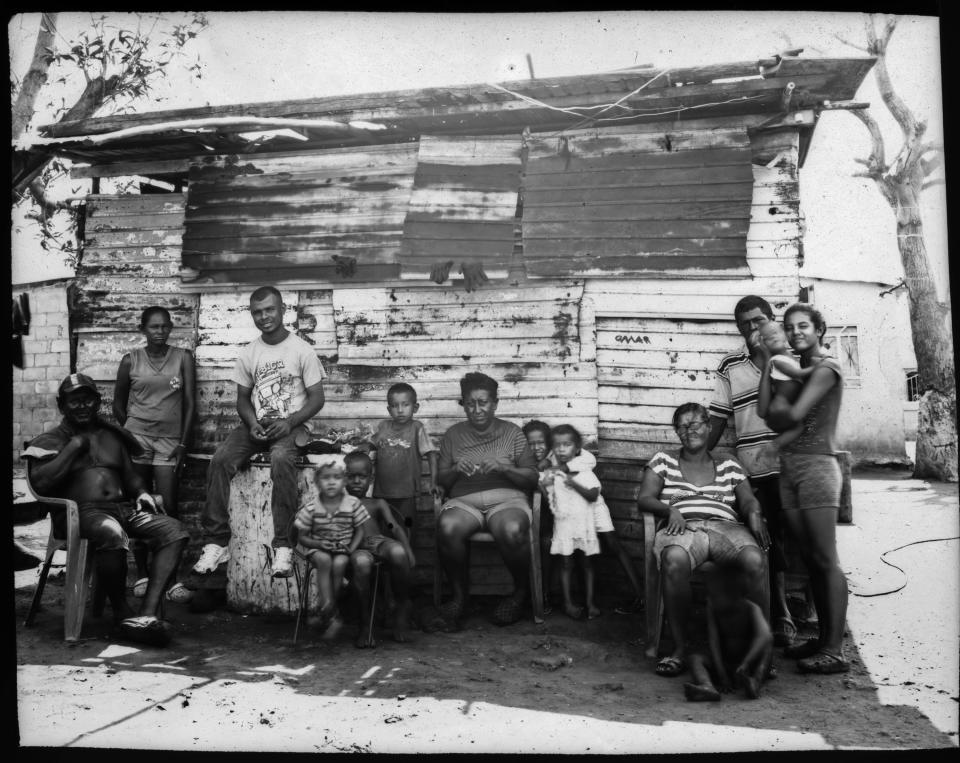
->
[12,293,30,369]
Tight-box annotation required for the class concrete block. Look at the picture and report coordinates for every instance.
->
[34,352,59,366]
[20,366,47,381]
[49,339,71,353]
[34,380,60,395]
[30,313,47,327]
[24,341,51,355]
[31,325,64,340]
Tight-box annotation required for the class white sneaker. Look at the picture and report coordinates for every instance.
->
[192,543,229,574]
[271,546,294,578]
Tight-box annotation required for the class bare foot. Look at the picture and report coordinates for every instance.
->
[321,611,343,641]
[684,682,721,702]
[587,605,601,620]
[735,666,762,699]
[392,600,412,643]
[563,602,584,620]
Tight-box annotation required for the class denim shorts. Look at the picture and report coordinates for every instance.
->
[653,518,759,570]
[75,500,189,552]
[779,453,842,511]
[440,488,530,531]
[129,433,180,467]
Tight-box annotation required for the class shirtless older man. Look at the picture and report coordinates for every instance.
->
[24,373,189,646]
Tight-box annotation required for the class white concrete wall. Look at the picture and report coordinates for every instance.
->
[803,278,917,463]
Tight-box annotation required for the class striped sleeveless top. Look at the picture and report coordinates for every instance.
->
[647,450,748,522]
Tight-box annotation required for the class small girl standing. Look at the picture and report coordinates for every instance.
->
[540,424,608,620]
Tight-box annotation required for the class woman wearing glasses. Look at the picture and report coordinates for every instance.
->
[637,402,771,678]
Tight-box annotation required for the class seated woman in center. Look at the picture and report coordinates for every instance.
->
[637,402,771,678]
[435,372,539,628]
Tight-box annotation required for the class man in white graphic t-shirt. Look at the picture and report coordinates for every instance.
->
[192,286,326,582]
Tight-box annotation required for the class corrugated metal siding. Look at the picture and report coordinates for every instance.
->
[522,127,754,278]
[401,136,522,280]
[181,143,417,283]
[73,193,198,413]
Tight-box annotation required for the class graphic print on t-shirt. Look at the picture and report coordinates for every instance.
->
[254,359,292,420]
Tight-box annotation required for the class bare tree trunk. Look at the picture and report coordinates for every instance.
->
[12,13,58,138]
[895,187,958,480]
[848,15,957,482]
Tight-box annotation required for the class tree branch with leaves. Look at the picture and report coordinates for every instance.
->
[11,12,208,264]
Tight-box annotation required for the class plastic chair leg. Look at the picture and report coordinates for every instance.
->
[24,534,60,627]
[64,539,92,642]
[528,520,545,624]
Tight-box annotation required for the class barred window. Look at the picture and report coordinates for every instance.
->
[905,371,921,402]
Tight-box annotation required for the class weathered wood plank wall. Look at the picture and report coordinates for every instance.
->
[593,129,802,466]
[69,122,804,601]
[73,193,198,411]
[589,129,802,587]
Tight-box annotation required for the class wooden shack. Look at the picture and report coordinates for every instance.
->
[30,55,875,595]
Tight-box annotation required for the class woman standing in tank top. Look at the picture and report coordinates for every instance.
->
[757,302,848,675]
[114,306,196,597]
[114,306,196,516]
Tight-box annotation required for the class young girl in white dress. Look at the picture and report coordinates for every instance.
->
[540,424,610,620]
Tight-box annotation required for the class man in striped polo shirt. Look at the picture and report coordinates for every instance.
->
[707,295,797,646]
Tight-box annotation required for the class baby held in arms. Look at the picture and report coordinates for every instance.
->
[755,321,823,451]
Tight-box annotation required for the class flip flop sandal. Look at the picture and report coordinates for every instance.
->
[655,656,687,678]
[773,616,798,647]
[438,600,464,622]
[797,651,850,675]
[783,637,820,659]
[132,577,149,598]
[119,616,172,647]
[491,595,525,626]
[165,582,194,603]
[614,598,644,615]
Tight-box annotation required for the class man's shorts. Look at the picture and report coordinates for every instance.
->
[359,533,392,559]
[76,500,188,552]
[379,496,418,529]
[440,488,530,531]
[129,433,180,467]
[779,453,842,512]
[653,518,759,571]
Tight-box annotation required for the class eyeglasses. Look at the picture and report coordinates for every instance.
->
[676,420,709,433]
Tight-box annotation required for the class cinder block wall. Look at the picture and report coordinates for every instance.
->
[12,283,72,461]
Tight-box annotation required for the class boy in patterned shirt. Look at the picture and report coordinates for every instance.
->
[366,383,440,538]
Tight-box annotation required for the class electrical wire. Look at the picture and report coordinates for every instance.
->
[851,535,959,598]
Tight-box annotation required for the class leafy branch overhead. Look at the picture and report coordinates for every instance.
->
[12,12,209,261]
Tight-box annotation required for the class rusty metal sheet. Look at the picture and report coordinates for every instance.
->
[523,127,754,279]
[400,136,522,280]
[182,144,417,284]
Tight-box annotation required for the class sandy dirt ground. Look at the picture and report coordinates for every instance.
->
[13,471,959,754]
